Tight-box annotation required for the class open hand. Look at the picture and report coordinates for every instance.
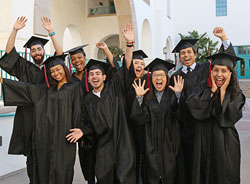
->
[220,72,232,92]
[65,128,84,143]
[96,42,108,50]
[13,16,27,31]
[122,24,134,42]
[41,17,53,34]
[211,71,218,93]
[132,79,149,97]
[168,75,184,92]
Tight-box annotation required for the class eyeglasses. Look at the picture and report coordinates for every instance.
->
[152,74,166,78]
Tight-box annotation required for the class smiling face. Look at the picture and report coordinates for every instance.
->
[133,59,145,78]
[152,70,168,92]
[50,64,66,82]
[30,44,45,65]
[212,64,231,87]
[88,69,106,92]
[179,47,197,67]
[71,53,86,72]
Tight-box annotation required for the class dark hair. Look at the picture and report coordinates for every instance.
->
[145,71,170,101]
[49,64,72,88]
[211,64,239,98]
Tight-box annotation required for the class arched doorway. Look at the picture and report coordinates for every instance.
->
[141,19,152,59]
[63,25,82,51]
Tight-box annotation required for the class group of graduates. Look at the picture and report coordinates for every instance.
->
[0,16,246,184]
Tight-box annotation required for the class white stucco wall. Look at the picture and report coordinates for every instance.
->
[173,0,250,46]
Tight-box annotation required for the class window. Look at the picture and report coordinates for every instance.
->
[240,60,245,76]
[238,46,246,55]
[216,0,227,16]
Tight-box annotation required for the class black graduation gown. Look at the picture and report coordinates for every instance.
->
[82,67,136,184]
[0,47,45,155]
[71,72,96,183]
[186,82,245,184]
[2,79,83,184]
[130,89,183,184]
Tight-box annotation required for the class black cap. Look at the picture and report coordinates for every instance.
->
[132,50,148,60]
[207,52,244,69]
[64,44,89,56]
[172,39,198,53]
[23,36,49,49]
[43,54,67,69]
[145,58,175,73]
[84,59,109,73]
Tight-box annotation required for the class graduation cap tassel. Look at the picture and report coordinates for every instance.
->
[147,68,150,91]
[43,66,50,88]
[24,46,28,61]
[207,60,212,88]
[67,55,72,75]
[85,69,89,92]
[174,52,177,70]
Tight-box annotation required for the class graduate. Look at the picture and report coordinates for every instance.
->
[65,42,116,184]
[81,59,136,184]
[170,27,232,184]
[0,55,83,184]
[186,52,245,184]
[122,23,149,183]
[0,16,63,183]
[130,58,185,184]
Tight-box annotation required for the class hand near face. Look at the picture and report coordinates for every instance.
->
[211,71,218,93]
[41,17,53,34]
[168,75,184,92]
[66,128,84,143]
[132,79,149,97]
[220,71,232,92]
[122,23,134,42]
[213,27,227,41]
[96,42,108,50]
[13,16,27,31]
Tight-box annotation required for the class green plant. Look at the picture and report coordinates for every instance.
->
[179,30,219,63]
[108,46,124,61]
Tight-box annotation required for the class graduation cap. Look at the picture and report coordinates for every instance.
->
[83,59,110,92]
[207,52,243,69]
[43,54,67,88]
[144,58,175,90]
[65,44,89,56]
[132,50,148,60]
[23,36,49,61]
[206,52,243,87]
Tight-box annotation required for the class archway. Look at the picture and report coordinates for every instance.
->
[141,19,152,59]
[63,25,82,51]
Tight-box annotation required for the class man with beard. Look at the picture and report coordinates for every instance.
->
[0,16,63,184]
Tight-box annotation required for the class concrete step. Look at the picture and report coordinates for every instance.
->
[239,80,250,98]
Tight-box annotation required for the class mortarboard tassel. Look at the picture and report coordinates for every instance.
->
[43,65,50,88]
[147,68,150,91]
[207,60,212,88]
[67,55,72,75]
[24,46,28,61]
[85,69,89,92]
[174,51,177,70]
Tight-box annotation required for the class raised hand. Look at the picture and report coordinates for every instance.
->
[168,75,184,92]
[96,42,108,50]
[122,23,134,42]
[41,17,53,34]
[13,16,27,31]
[213,27,227,41]
[220,72,232,92]
[211,71,218,93]
[65,128,84,143]
[132,79,149,97]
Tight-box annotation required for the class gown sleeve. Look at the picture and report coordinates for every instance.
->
[2,79,42,106]
[186,82,214,120]
[212,90,245,127]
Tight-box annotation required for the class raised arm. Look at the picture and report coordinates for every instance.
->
[122,24,134,69]
[6,16,27,54]
[96,42,115,67]
[41,17,63,55]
